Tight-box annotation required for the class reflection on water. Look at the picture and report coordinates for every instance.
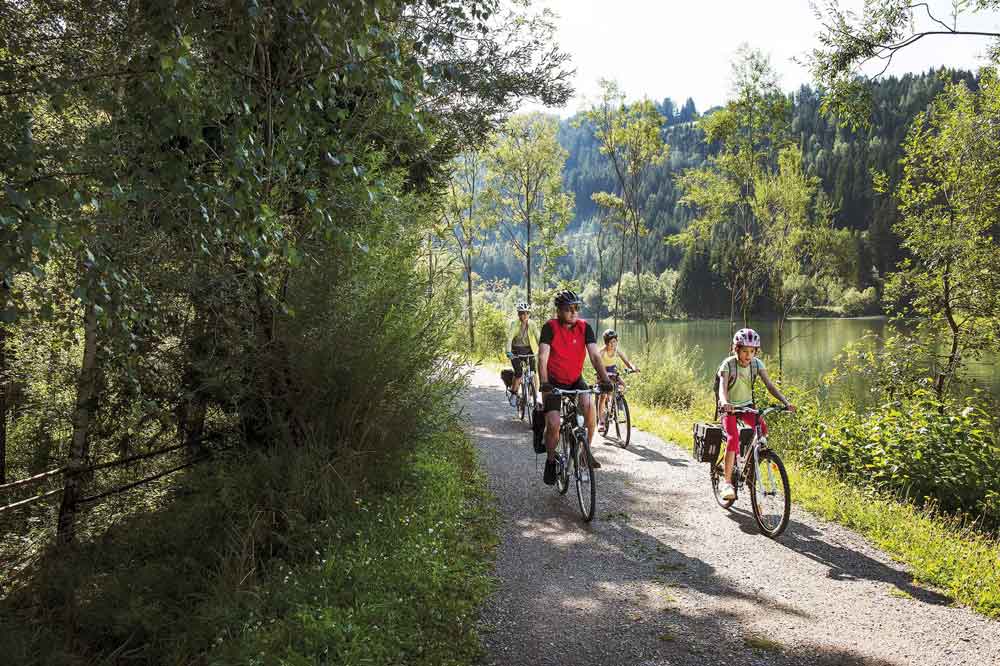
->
[611,318,1000,398]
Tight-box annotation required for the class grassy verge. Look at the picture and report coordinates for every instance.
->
[631,401,1000,619]
[0,430,499,665]
[212,429,499,665]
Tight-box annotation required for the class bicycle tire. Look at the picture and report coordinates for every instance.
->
[575,433,596,522]
[527,383,537,424]
[749,449,790,538]
[518,381,527,421]
[556,428,571,495]
[616,396,631,449]
[604,394,622,440]
[710,459,735,510]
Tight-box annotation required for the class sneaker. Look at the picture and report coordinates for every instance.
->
[720,481,736,501]
[543,459,557,485]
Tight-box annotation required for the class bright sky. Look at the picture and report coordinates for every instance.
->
[526,0,1000,115]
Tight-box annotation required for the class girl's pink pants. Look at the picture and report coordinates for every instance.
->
[722,412,767,453]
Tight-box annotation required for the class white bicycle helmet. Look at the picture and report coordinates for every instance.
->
[515,302,530,313]
[733,328,761,348]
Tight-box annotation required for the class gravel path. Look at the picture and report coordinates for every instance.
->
[464,366,1000,666]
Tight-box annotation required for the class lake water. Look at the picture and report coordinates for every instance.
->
[610,318,1000,398]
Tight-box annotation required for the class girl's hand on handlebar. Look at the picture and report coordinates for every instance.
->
[784,403,796,413]
[720,402,734,413]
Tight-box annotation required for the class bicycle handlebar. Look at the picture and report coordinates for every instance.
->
[731,404,789,417]
[511,354,535,359]
[550,386,602,397]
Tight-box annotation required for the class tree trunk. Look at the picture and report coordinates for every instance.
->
[0,321,7,484]
[57,301,100,546]
[633,213,649,352]
[613,225,627,331]
[466,260,475,351]
[427,232,434,298]
[777,313,784,382]
[729,276,737,335]
[936,264,959,400]
[596,240,604,332]
[526,217,532,306]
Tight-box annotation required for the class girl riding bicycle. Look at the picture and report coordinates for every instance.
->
[717,328,795,500]
[596,328,639,433]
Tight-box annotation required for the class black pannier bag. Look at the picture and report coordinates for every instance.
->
[500,369,515,388]
[693,422,723,463]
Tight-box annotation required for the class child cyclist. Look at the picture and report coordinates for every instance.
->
[717,328,795,501]
[596,328,639,433]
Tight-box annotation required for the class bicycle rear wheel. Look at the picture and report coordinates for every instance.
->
[574,433,596,522]
[556,428,571,495]
[710,458,735,509]
[749,449,790,538]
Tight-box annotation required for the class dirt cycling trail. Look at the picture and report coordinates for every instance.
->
[463,366,1000,666]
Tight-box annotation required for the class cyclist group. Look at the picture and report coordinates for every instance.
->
[506,290,795,499]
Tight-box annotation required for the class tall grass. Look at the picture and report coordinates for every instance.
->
[627,343,705,411]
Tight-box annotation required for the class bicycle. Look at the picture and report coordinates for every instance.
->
[709,405,791,538]
[548,385,603,522]
[599,368,636,448]
[511,353,537,422]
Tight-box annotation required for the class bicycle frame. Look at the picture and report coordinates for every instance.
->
[729,406,783,493]
[552,386,598,431]
[604,367,634,404]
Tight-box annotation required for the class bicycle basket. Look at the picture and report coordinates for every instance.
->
[500,369,515,388]
[693,422,723,463]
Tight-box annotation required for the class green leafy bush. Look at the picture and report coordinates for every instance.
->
[802,389,1000,525]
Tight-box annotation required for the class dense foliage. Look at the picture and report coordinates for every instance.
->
[475,68,978,319]
[0,0,568,661]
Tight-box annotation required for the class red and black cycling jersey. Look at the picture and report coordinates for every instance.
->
[539,319,596,385]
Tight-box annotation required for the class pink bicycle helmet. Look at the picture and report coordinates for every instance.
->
[733,328,761,348]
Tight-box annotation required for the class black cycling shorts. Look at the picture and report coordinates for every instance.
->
[542,376,588,413]
[511,345,535,378]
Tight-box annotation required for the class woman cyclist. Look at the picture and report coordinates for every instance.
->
[717,328,795,500]
[596,329,639,434]
[506,302,540,407]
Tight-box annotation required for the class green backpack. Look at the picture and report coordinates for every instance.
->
[712,356,758,421]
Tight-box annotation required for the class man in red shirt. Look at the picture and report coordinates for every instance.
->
[537,290,614,485]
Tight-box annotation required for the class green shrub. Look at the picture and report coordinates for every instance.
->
[800,389,1000,525]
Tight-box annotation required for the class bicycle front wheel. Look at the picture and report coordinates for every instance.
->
[710,458,735,509]
[556,428,571,495]
[574,433,596,522]
[518,382,528,421]
[749,450,790,538]
[614,395,631,449]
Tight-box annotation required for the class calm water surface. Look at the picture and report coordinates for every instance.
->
[611,318,1000,398]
